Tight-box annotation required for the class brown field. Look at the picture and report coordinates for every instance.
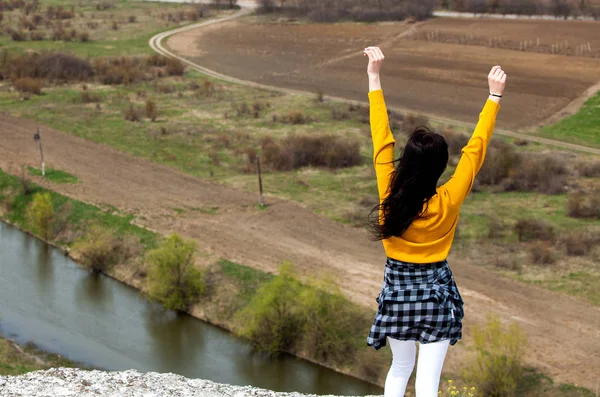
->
[167,17,600,129]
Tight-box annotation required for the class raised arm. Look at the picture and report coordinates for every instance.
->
[364,46,396,201]
[442,66,507,206]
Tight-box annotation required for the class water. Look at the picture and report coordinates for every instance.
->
[0,222,382,395]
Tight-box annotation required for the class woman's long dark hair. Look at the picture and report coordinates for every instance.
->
[369,127,449,241]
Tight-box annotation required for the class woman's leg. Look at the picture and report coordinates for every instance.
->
[385,338,417,397]
[415,340,450,397]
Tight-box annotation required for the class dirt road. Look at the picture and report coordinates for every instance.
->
[0,113,598,388]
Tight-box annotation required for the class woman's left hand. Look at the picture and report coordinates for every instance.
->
[364,46,385,77]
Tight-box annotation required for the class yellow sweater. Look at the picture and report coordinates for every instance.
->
[369,90,500,263]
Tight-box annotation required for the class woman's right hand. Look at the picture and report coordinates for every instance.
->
[488,66,507,98]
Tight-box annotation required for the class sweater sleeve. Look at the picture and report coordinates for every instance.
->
[441,99,500,206]
[369,90,396,201]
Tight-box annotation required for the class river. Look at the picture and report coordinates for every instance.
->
[0,222,382,395]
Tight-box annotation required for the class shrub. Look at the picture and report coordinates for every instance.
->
[513,219,555,242]
[26,192,54,240]
[74,225,120,272]
[477,141,521,186]
[145,98,157,121]
[111,20,118,30]
[331,107,350,121]
[463,315,527,397]
[78,31,89,42]
[9,28,26,41]
[19,166,34,196]
[487,216,506,239]
[124,104,141,122]
[560,231,599,257]
[30,31,45,41]
[503,154,568,194]
[261,134,362,171]
[13,77,42,95]
[128,15,136,23]
[165,57,185,76]
[567,191,600,219]
[281,111,308,125]
[147,234,205,312]
[298,278,366,365]
[575,160,600,177]
[529,242,556,265]
[402,113,429,134]
[80,87,100,103]
[147,54,168,67]
[237,262,304,354]
[441,129,469,157]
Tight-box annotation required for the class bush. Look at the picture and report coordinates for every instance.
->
[529,242,556,265]
[464,315,527,397]
[575,160,600,177]
[165,57,185,76]
[147,54,168,67]
[30,31,45,41]
[237,262,304,354]
[503,154,568,194]
[74,225,120,272]
[560,231,599,257]
[124,104,142,122]
[441,129,469,157]
[80,86,100,103]
[145,98,157,121]
[147,234,205,312]
[487,216,506,239]
[513,219,555,242]
[78,31,89,42]
[261,134,362,171]
[567,192,599,219]
[298,278,366,365]
[477,141,521,186]
[281,111,309,125]
[266,0,434,22]
[9,28,26,41]
[128,15,136,23]
[13,77,42,95]
[402,113,429,134]
[26,192,54,241]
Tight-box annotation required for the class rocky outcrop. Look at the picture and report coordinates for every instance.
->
[0,368,360,397]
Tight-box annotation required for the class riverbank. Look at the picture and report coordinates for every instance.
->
[0,167,388,390]
[0,335,77,376]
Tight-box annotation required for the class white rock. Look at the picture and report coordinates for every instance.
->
[0,368,378,397]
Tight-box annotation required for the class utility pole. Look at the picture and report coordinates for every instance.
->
[33,127,45,177]
[256,156,264,207]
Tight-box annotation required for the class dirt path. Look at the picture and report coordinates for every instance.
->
[0,114,599,388]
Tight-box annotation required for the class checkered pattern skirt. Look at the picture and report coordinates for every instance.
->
[367,258,464,350]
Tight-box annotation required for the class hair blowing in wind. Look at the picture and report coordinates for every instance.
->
[368,127,449,241]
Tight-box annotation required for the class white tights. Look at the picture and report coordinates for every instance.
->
[384,338,450,397]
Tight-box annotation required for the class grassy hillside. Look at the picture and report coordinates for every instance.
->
[540,91,600,148]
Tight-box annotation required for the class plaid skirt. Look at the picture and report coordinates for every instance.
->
[367,258,464,350]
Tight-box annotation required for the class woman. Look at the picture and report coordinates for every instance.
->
[363,46,506,397]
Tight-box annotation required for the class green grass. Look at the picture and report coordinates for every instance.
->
[0,1,229,58]
[0,336,77,376]
[0,168,158,248]
[540,90,600,148]
[219,259,273,301]
[520,271,600,306]
[28,166,78,184]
